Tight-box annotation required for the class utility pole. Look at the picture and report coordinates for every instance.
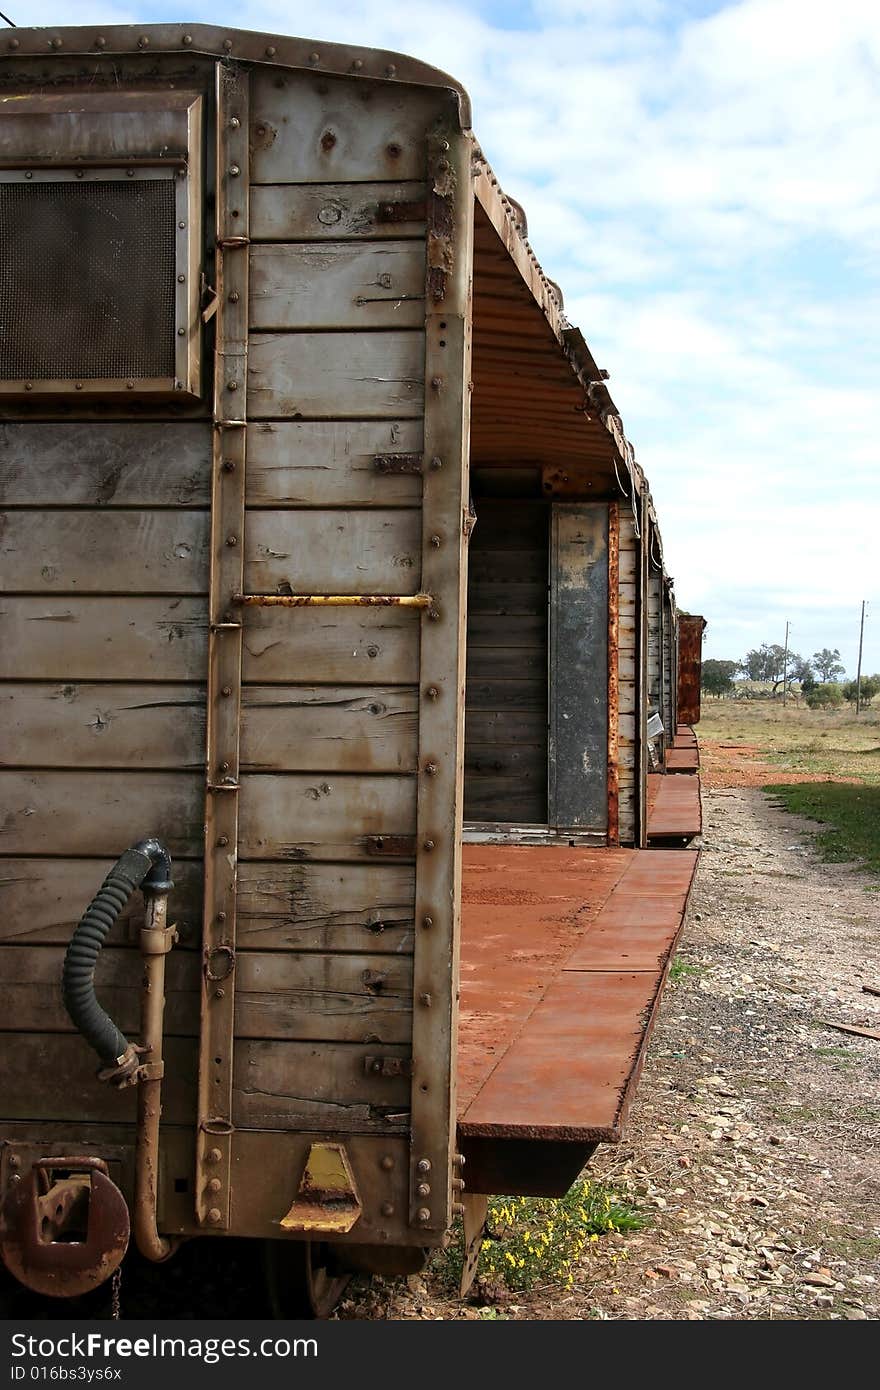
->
[856,600,866,715]
[782,620,790,707]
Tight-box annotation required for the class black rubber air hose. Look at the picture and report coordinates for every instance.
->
[62,838,174,1067]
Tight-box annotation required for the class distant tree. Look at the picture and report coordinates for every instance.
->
[812,647,845,683]
[843,675,880,707]
[740,643,787,684]
[740,643,805,695]
[789,654,814,686]
[701,659,738,697]
[806,681,844,710]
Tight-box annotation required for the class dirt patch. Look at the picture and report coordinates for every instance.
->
[346,783,880,1321]
[700,737,834,790]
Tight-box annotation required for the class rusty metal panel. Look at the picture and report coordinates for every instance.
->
[647,773,702,843]
[250,242,425,329]
[549,505,609,833]
[457,844,699,1143]
[677,614,706,725]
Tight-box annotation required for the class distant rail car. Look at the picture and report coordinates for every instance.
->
[0,24,704,1315]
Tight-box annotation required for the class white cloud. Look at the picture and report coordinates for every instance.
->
[7,0,879,670]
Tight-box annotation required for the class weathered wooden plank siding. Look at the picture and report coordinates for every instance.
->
[0,1036,197,1124]
[0,423,212,508]
[0,947,412,1044]
[0,771,418,864]
[0,511,210,593]
[1,683,418,774]
[647,566,662,713]
[250,242,425,330]
[0,858,414,954]
[244,508,422,593]
[241,606,420,684]
[0,598,209,681]
[238,773,418,862]
[247,420,423,508]
[618,511,638,845]
[1,683,206,770]
[248,331,424,419]
[464,499,548,826]
[250,73,440,184]
[250,182,426,241]
[232,1039,411,1134]
[240,686,419,773]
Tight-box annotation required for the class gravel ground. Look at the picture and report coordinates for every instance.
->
[349,783,880,1321]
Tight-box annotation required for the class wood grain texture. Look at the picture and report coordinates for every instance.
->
[1,683,205,770]
[241,605,419,683]
[246,420,423,507]
[0,771,203,858]
[0,857,414,954]
[244,508,422,593]
[0,423,212,507]
[250,181,426,241]
[0,511,210,594]
[251,72,441,184]
[234,952,412,1043]
[0,598,208,681]
[0,1034,196,1123]
[248,331,424,419]
[250,242,425,329]
[239,772,418,862]
[241,685,418,773]
[233,1039,411,1133]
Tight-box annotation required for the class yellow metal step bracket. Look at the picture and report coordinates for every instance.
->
[280,1144,363,1236]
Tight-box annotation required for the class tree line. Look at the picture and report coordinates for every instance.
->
[702,644,879,708]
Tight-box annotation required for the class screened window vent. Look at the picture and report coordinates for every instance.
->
[0,178,177,384]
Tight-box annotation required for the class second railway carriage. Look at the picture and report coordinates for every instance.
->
[0,23,703,1315]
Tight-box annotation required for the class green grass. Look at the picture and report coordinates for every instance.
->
[432,1179,644,1294]
[764,782,880,877]
[669,957,702,982]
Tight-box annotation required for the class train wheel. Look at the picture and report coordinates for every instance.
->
[263,1239,352,1319]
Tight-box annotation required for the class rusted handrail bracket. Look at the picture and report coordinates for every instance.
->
[232,593,434,609]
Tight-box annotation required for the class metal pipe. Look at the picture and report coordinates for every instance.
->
[133,891,177,1263]
[233,592,433,608]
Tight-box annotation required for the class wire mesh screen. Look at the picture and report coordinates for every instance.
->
[0,179,177,382]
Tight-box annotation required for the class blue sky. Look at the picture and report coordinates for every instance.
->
[8,0,878,675]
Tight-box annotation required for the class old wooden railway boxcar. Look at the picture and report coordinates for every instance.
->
[0,24,703,1313]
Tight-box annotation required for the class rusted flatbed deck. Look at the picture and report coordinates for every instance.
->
[666,724,700,773]
[456,844,698,1194]
[647,772,702,844]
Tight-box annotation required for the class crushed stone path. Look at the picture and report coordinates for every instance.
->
[352,786,880,1321]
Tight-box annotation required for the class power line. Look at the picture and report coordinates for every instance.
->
[0,11,17,26]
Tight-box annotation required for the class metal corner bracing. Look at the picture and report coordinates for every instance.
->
[407,115,475,1233]
[196,60,250,1230]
